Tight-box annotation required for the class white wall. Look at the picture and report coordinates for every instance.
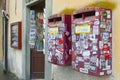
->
[8,0,23,79]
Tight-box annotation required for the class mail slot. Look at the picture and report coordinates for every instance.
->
[71,7,112,76]
[47,14,71,66]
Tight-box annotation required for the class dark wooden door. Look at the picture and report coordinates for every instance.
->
[30,49,45,79]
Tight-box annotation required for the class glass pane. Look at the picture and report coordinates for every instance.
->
[35,12,44,51]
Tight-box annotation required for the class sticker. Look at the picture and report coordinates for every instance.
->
[93,26,99,35]
[102,11,107,18]
[80,68,88,73]
[83,50,90,57]
[100,22,106,28]
[100,55,106,70]
[90,55,98,66]
[106,65,110,70]
[100,72,104,76]
[65,31,69,36]
[49,27,58,34]
[80,34,85,39]
[107,70,112,74]
[56,48,63,54]
[95,12,99,16]
[92,51,97,54]
[78,57,84,62]
[106,20,112,32]
[99,41,103,49]
[82,40,88,49]
[72,35,76,42]
[106,10,111,18]
[76,56,84,62]
[94,20,100,25]
[89,34,96,41]
[103,44,109,51]
[90,64,97,73]
[92,44,98,51]
[102,32,109,43]
[76,41,80,47]
[84,62,90,69]
[75,24,91,34]
[110,33,112,37]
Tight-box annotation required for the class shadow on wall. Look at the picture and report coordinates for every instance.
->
[85,1,116,10]
[60,1,116,15]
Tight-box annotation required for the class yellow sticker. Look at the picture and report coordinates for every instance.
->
[75,24,91,34]
[49,27,58,34]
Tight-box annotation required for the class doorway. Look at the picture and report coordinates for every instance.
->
[29,1,45,79]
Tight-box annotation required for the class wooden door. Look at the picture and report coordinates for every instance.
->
[30,49,45,79]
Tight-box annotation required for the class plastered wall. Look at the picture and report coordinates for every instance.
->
[52,0,120,80]
[8,0,23,78]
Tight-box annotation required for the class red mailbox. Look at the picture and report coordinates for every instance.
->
[48,14,71,66]
[71,7,112,76]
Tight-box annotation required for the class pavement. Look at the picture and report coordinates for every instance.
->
[0,65,19,80]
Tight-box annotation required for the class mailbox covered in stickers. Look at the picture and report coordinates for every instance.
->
[71,7,112,76]
[48,14,71,66]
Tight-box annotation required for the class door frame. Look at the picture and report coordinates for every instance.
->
[24,0,53,80]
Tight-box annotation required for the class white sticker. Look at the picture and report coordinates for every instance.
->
[84,62,90,69]
[99,41,103,49]
[95,12,99,16]
[83,50,90,57]
[106,10,111,18]
[92,51,97,54]
[110,33,112,37]
[92,45,98,51]
[89,34,96,41]
[94,20,100,25]
[80,68,88,73]
[93,26,99,35]
[100,72,104,76]
[107,70,112,74]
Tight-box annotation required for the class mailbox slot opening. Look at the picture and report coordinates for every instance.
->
[73,13,82,19]
[55,17,62,22]
[83,11,95,17]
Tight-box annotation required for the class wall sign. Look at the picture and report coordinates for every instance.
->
[11,22,22,49]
